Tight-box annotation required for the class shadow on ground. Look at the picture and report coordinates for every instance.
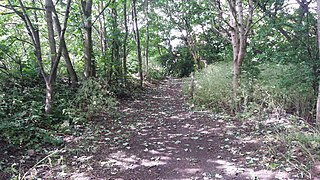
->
[56,78,294,180]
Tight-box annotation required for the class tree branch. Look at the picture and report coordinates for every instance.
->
[92,0,112,25]
[0,4,45,11]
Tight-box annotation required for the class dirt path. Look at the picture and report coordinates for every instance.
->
[41,78,297,179]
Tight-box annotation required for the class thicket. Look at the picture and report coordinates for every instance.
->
[0,75,124,149]
[191,62,315,119]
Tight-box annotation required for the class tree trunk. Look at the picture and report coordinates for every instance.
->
[61,39,78,87]
[230,5,240,100]
[44,0,56,114]
[52,8,78,87]
[82,0,95,78]
[316,0,320,128]
[232,61,240,100]
[145,0,149,77]
[133,0,143,87]
[123,0,128,82]
[45,0,57,80]
[111,0,121,80]
[45,82,53,113]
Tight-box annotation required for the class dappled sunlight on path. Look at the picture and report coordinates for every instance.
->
[57,78,299,179]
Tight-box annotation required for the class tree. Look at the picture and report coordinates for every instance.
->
[122,0,129,82]
[161,0,204,71]
[316,0,320,129]
[81,0,95,78]
[145,0,150,77]
[8,0,72,113]
[133,0,143,87]
[211,0,254,103]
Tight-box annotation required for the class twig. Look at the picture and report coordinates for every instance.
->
[21,149,61,180]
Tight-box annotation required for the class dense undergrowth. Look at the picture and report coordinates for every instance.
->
[187,62,320,174]
[0,75,140,150]
[190,62,315,119]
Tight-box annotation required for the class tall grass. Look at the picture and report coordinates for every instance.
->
[191,62,233,112]
[190,62,315,119]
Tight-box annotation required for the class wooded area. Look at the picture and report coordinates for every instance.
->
[1,0,320,179]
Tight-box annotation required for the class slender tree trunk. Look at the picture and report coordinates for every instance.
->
[133,0,143,87]
[44,0,57,113]
[45,0,57,80]
[145,0,149,77]
[61,39,78,87]
[316,0,320,128]
[82,0,95,78]
[98,1,108,79]
[123,0,128,82]
[111,0,121,80]
[230,4,240,100]
[45,82,53,113]
[184,20,200,71]
[52,8,78,87]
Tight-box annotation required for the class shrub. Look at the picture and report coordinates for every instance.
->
[240,63,314,119]
[68,78,119,122]
[190,62,315,119]
[190,61,233,112]
[0,77,63,148]
[146,62,166,80]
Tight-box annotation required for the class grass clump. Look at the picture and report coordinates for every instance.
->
[191,62,233,112]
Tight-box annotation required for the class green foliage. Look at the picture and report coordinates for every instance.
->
[0,76,120,148]
[109,78,143,99]
[0,77,63,148]
[146,63,166,80]
[191,62,233,112]
[157,46,194,78]
[174,47,195,77]
[239,63,314,119]
[190,62,315,119]
[70,78,119,121]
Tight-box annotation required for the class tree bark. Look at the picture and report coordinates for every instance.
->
[52,8,78,87]
[111,0,121,80]
[230,2,240,100]
[316,0,320,129]
[133,0,143,87]
[44,0,57,113]
[82,0,95,78]
[123,0,128,82]
[45,0,57,81]
[45,82,53,113]
[145,0,150,77]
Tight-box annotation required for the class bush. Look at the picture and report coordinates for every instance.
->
[191,62,233,112]
[146,63,166,80]
[67,78,119,122]
[0,76,120,148]
[0,77,63,148]
[238,63,314,119]
[190,62,315,119]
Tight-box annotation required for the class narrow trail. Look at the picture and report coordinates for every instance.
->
[62,78,294,180]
